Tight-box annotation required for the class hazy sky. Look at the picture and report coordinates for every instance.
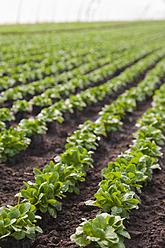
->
[0,0,165,24]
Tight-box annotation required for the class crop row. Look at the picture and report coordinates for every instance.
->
[0,46,127,92]
[0,24,164,77]
[0,42,122,87]
[0,44,152,115]
[0,25,144,64]
[0,55,164,241]
[71,83,165,248]
[0,48,164,162]
[0,27,139,78]
[1,28,162,95]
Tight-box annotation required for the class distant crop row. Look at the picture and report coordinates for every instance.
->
[0,47,165,162]
[0,54,165,244]
[71,83,165,248]
[0,22,165,247]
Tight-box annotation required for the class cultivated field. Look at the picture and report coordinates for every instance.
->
[0,21,165,248]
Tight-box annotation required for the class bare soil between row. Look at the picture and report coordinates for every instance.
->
[0,95,165,247]
[0,77,165,247]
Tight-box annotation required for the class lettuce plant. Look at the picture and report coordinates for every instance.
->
[70,213,130,248]
[97,114,123,133]
[86,181,139,218]
[55,146,94,175]
[20,171,63,218]
[0,202,42,240]
[11,100,32,113]
[0,127,30,162]
[0,121,6,131]
[128,139,162,158]
[0,108,15,122]
[133,126,165,145]
[30,95,53,107]
[136,113,165,130]
[16,117,47,137]
[37,107,63,123]
[41,160,85,195]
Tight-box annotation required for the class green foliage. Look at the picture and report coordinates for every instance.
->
[70,213,130,247]
[97,114,123,133]
[128,139,162,158]
[0,121,6,131]
[11,100,32,113]
[0,108,15,122]
[20,171,63,218]
[30,95,53,107]
[17,117,47,137]
[0,127,30,162]
[37,107,64,123]
[101,151,158,190]
[43,160,85,195]
[136,113,165,130]
[133,126,165,145]
[55,146,93,175]
[65,121,106,150]
[86,181,139,218]
[0,203,42,240]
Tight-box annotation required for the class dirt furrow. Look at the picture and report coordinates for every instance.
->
[124,139,165,248]
[30,96,153,248]
[0,96,154,248]
[0,62,162,208]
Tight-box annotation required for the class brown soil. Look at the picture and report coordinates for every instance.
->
[124,140,165,248]
[0,80,165,247]
[0,94,165,248]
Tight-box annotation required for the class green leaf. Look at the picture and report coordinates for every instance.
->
[0,231,11,239]
[47,199,56,205]
[33,168,42,176]
[48,207,57,218]
[118,230,131,239]
[19,202,31,214]
[105,226,118,241]
[83,222,93,236]
[12,231,26,240]
[70,233,90,246]
[92,224,105,239]
[9,208,20,219]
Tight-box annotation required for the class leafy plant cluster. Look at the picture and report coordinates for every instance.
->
[37,47,165,120]
[0,44,137,110]
[1,51,165,244]
[29,50,126,108]
[1,22,158,86]
[0,127,31,162]
[0,108,15,122]
[71,213,130,247]
[70,77,165,247]
[0,49,164,163]
[0,47,125,104]
[98,56,165,133]
[19,146,93,215]
[45,55,165,156]
[0,41,163,109]
[16,55,165,233]
[0,33,114,91]
[0,202,42,240]
[0,143,94,240]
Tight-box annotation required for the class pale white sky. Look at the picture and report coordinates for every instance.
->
[0,0,165,24]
